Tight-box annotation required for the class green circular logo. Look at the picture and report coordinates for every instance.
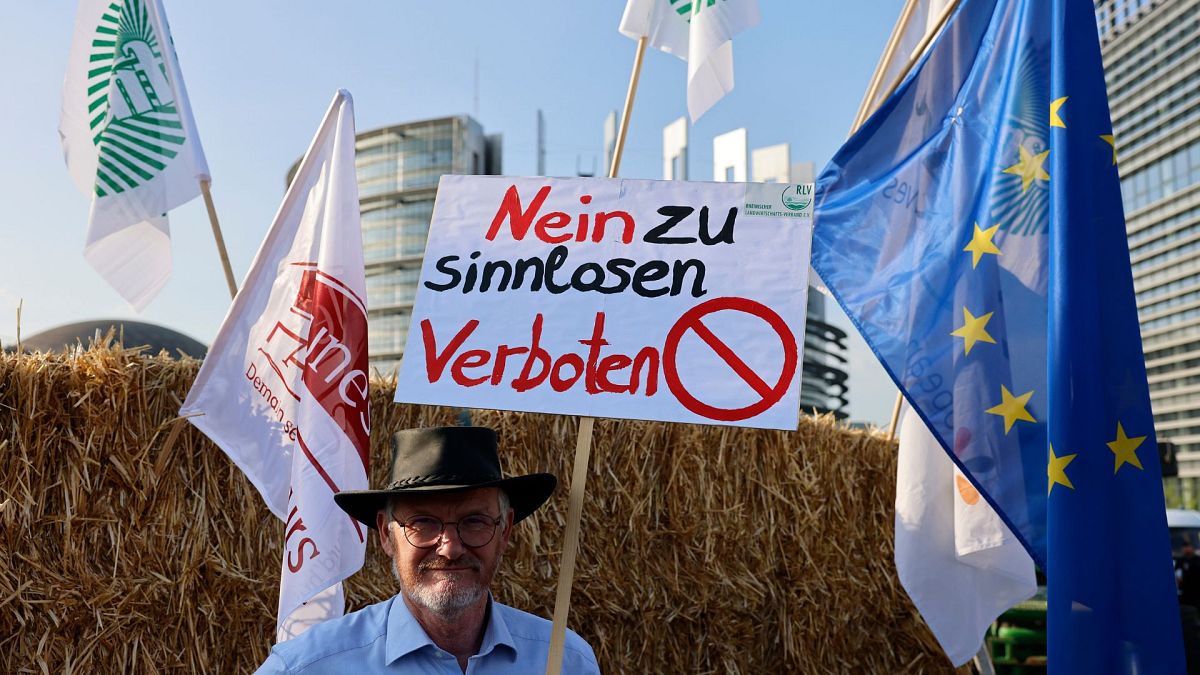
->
[781,184,812,212]
[86,0,185,197]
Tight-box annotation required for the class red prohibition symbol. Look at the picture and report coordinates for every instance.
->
[662,296,799,422]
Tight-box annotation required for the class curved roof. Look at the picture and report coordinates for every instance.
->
[17,319,207,359]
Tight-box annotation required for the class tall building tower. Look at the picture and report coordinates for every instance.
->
[702,127,851,417]
[291,115,501,375]
[1099,0,1200,483]
[712,128,748,182]
[663,116,688,180]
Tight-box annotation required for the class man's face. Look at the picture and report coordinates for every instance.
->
[377,487,513,619]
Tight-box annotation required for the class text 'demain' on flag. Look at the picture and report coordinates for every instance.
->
[619,0,761,122]
[811,0,1184,671]
[180,90,368,641]
[60,0,209,310]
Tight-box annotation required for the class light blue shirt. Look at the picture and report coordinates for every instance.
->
[255,595,600,674]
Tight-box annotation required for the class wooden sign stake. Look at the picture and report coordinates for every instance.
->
[544,36,646,675]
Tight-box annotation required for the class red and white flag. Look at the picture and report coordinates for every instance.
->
[180,90,369,641]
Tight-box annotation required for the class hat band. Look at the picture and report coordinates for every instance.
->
[385,473,501,490]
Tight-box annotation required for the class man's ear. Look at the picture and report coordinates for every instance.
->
[497,507,515,551]
[376,510,393,556]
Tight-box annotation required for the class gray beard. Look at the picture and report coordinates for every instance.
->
[396,552,501,621]
[400,567,484,620]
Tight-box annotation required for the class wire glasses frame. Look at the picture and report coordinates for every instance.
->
[393,513,503,549]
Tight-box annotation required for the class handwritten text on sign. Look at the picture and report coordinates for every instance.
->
[395,176,813,430]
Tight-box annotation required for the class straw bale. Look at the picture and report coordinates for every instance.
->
[0,345,965,673]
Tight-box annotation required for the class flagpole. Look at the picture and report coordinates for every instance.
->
[847,0,960,443]
[875,0,960,110]
[848,0,927,440]
[608,36,647,178]
[199,179,239,300]
[850,0,921,134]
[544,35,646,675]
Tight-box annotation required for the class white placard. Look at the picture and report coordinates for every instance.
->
[395,175,813,430]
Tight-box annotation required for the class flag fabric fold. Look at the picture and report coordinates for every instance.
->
[60,0,209,310]
[812,0,1184,670]
[180,90,369,641]
[619,0,760,122]
[896,405,1037,666]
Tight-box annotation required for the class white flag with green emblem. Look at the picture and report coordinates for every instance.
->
[619,0,761,122]
[60,0,209,311]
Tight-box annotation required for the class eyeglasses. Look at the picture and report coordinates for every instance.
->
[394,514,503,549]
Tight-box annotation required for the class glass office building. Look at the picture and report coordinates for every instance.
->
[291,115,501,375]
[1098,0,1200,480]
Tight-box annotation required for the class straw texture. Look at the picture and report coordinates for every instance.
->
[0,345,963,673]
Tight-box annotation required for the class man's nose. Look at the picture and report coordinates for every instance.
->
[435,524,467,557]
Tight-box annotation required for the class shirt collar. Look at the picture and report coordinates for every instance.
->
[383,594,518,665]
[476,595,517,659]
[384,595,437,664]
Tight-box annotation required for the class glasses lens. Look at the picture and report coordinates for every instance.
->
[458,515,497,548]
[403,516,443,547]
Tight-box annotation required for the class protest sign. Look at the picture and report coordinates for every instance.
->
[395,175,812,430]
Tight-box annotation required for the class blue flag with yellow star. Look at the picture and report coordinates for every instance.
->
[812,0,1184,670]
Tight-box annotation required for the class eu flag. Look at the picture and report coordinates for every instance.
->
[811,0,1185,670]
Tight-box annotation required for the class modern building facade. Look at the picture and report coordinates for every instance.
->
[663,116,688,181]
[288,115,501,375]
[700,127,850,418]
[1098,0,1200,483]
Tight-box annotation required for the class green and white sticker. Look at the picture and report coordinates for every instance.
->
[744,183,814,219]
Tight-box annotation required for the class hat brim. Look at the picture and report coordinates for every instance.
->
[334,473,557,529]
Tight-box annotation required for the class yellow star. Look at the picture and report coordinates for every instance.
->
[1002,144,1051,192]
[1048,443,1077,496]
[950,307,997,355]
[1107,422,1146,473]
[1050,97,1068,128]
[1101,134,1117,165]
[985,385,1037,434]
[963,222,1002,268]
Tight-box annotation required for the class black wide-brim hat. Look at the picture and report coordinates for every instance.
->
[334,426,557,529]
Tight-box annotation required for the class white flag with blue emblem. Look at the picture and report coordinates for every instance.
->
[619,0,761,122]
[60,0,209,311]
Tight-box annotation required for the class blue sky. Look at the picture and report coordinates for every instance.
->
[0,1,902,425]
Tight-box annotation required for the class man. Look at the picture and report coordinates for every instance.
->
[256,426,600,674]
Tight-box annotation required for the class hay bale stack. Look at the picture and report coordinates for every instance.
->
[0,346,958,673]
